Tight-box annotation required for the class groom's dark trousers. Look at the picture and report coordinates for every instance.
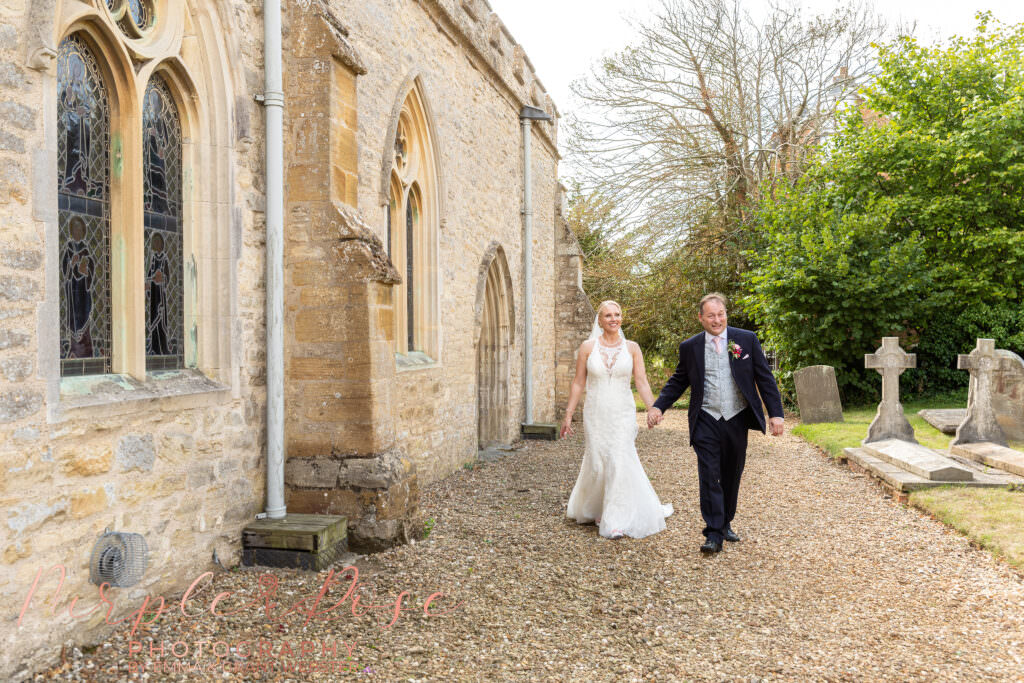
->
[653,326,783,544]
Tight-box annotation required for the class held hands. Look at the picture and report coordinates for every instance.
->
[769,417,784,436]
[646,407,663,429]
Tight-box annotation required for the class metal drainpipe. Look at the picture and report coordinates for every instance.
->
[263,0,286,519]
[519,106,551,425]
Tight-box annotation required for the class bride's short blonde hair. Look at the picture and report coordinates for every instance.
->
[596,300,622,316]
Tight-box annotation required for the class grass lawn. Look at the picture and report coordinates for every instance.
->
[793,389,1024,572]
[909,486,1024,571]
[791,391,985,459]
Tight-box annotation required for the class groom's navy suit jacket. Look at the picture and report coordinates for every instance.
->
[653,326,784,445]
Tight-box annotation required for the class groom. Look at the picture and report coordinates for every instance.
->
[647,293,784,554]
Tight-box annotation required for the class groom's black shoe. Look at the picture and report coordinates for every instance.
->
[700,539,723,554]
[723,527,741,543]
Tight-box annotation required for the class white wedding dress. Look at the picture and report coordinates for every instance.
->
[566,336,673,539]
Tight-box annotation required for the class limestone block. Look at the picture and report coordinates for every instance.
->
[288,487,361,518]
[287,428,385,458]
[0,274,37,301]
[2,539,32,564]
[186,464,215,488]
[284,456,341,488]
[0,62,27,90]
[0,328,29,348]
[6,498,68,534]
[290,356,371,381]
[0,355,31,381]
[116,433,156,472]
[59,443,113,477]
[70,488,107,519]
[0,157,27,203]
[0,24,15,49]
[0,101,34,130]
[0,389,42,422]
[339,450,408,489]
[0,128,24,153]
[793,365,843,423]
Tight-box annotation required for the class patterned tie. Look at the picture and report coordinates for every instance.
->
[712,335,721,353]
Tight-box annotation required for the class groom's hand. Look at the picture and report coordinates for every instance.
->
[646,407,663,429]
[769,417,784,436]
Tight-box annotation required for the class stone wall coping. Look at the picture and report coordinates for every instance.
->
[56,369,230,419]
[425,0,560,153]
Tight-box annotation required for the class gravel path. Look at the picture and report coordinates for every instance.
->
[41,412,1024,682]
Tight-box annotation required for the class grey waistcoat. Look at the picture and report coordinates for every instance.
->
[701,336,748,421]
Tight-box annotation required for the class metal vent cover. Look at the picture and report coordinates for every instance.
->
[89,532,148,587]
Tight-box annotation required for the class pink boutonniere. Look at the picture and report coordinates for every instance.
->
[727,340,742,359]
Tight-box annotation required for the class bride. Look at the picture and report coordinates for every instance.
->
[559,300,673,539]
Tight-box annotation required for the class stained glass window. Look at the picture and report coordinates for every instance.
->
[143,74,183,370]
[127,0,151,27]
[116,0,154,37]
[58,35,111,376]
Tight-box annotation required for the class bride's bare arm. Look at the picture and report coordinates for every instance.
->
[629,341,656,410]
[560,340,593,438]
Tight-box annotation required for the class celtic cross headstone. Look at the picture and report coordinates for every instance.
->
[863,337,917,444]
[952,339,1013,447]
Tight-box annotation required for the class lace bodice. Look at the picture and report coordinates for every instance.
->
[588,337,632,386]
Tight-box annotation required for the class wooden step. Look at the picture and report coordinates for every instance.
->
[242,513,347,571]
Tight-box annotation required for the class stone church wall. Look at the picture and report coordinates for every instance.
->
[0,0,572,676]
[323,0,561,482]
[0,2,270,679]
[554,201,595,422]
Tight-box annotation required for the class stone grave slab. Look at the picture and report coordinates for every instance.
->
[844,447,936,493]
[844,446,1024,493]
[918,408,965,435]
[860,438,973,481]
[950,442,1024,478]
[793,365,843,423]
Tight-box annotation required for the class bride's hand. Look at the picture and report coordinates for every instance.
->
[560,418,575,439]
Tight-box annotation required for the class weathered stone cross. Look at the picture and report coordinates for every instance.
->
[863,337,917,444]
[952,338,1012,447]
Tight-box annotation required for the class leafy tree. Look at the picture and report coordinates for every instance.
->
[745,14,1024,403]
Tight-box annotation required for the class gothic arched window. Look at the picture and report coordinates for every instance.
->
[143,74,183,369]
[386,83,439,361]
[58,35,111,376]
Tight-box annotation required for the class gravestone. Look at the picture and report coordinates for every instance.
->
[992,353,1024,441]
[917,408,965,435]
[863,337,917,444]
[950,441,1024,478]
[861,439,972,481]
[793,365,843,423]
[952,339,1014,447]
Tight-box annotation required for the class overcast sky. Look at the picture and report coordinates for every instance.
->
[487,0,1024,118]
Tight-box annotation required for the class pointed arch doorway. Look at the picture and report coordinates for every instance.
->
[475,244,515,448]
